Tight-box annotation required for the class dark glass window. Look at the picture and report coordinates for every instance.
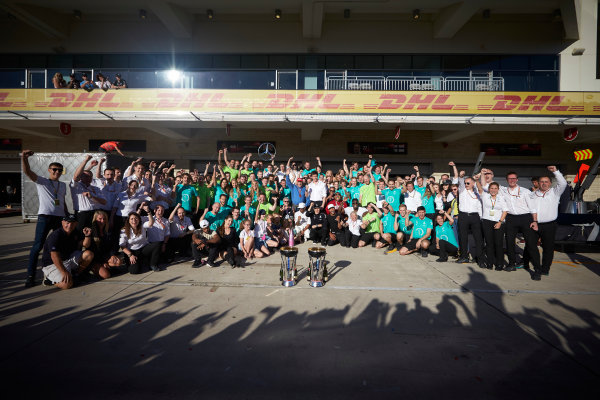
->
[269,55,297,69]
[326,55,354,69]
[213,55,240,69]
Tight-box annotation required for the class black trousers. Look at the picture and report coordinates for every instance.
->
[506,213,540,269]
[167,235,191,258]
[76,210,95,230]
[191,241,219,264]
[344,230,361,248]
[327,230,348,247]
[458,212,483,260]
[310,226,328,245]
[525,220,557,273]
[430,240,458,259]
[126,242,162,274]
[482,219,505,267]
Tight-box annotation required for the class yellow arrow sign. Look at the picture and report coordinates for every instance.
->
[574,149,593,161]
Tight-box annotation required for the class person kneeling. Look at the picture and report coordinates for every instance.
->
[41,215,94,290]
[191,219,221,268]
[429,210,458,262]
[399,207,432,257]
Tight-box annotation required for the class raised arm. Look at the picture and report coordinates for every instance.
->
[448,161,458,181]
[316,156,322,168]
[169,203,181,222]
[96,158,106,179]
[21,150,38,182]
[73,155,92,182]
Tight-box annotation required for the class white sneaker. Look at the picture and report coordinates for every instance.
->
[206,262,217,268]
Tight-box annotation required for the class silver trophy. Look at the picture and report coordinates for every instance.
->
[279,246,298,287]
[307,247,327,287]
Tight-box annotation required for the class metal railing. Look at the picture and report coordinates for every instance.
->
[326,76,386,91]
[325,75,504,91]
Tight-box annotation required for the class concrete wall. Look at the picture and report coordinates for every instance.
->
[560,0,600,91]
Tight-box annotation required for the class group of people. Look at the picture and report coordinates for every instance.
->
[52,72,127,90]
[22,147,567,289]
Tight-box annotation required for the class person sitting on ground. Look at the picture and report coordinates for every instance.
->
[378,202,399,251]
[429,210,458,262]
[218,215,241,268]
[119,204,160,274]
[308,204,328,245]
[399,206,432,257]
[346,211,362,248]
[326,204,348,247]
[41,214,94,290]
[89,210,122,279]
[393,204,413,251]
[238,219,258,260]
[293,202,311,242]
[253,210,277,254]
[358,202,382,248]
[191,219,221,268]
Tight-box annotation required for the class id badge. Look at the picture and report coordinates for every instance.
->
[489,210,495,217]
[54,199,60,206]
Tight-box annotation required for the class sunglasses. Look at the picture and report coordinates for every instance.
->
[50,168,62,172]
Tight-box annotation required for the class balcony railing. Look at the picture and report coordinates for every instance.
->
[325,75,504,91]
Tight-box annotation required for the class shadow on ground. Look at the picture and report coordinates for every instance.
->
[0,269,598,399]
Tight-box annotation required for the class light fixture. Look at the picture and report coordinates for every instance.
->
[412,9,420,20]
[275,9,282,19]
[572,48,585,56]
[73,9,82,20]
[482,9,490,19]
[207,9,213,19]
[552,9,561,21]
[139,9,147,20]
[344,9,350,19]
[167,69,182,82]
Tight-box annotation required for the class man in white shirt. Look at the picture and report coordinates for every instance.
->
[527,166,567,280]
[455,176,484,266]
[294,202,311,242]
[307,172,327,209]
[500,171,541,274]
[403,181,422,213]
[71,155,106,230]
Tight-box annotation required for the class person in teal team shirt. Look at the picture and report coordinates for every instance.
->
[239,195,256,223]
[301,157,321,177]
[430,210,458,262]
[381,179,402,212]
[399,206,432,258]
[176,173,199,215]
[346,176,362,202]
[379,202,402,251]
[394,204,413,250]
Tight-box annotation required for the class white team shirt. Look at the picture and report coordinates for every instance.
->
[169,215,194,239]
[481,192,507,222]
[35,176,67,217]
[70,179,104,212]
[529,171,567,223]
[500,185,534,215]
[403,190,422,212]
[119,223,150,250]
[143,216,170,243]
[457,178,482,216]
[93,177,121,211]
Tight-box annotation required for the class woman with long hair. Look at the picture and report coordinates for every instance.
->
[119,203,160,274]
[52,72,66,88]
[429,210,459,262]
[228,179,243,208]
[110,180,147,234]
[90,210,122,279]
[218,215,241,267]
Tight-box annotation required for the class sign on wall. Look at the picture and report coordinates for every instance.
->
[217,141,275,153]
[347,142,407,155]
[480,143,541,157]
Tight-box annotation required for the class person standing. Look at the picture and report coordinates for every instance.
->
[455,175,484,266]
[501,171,541,274]
[71,156,106,230]
[22,150,68,287]
[527,166,567,280]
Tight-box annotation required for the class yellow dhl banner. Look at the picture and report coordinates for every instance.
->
[1,89,599,115]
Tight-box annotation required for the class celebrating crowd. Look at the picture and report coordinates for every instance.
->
[22,147,567,289]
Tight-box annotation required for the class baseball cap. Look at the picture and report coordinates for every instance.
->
[199,220,209,228]
[115,73,121,78]
[63,214,77,222]
[298,202,306,208]
[296,178,303,182]
[327,204,334,209]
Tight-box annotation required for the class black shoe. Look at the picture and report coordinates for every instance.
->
[24,275,36,288]
[532,271,542,281]
[455,258,469,264]
[42,277,54,286]
[485,262,493,270]
[436,257,448,263]
[504,264,516,272]
[150,265,159,272]
[421,250,428,258]
[515,262,524,269]
[541,271,549,276]
[192,259,202,268]
[494,265,504,271]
